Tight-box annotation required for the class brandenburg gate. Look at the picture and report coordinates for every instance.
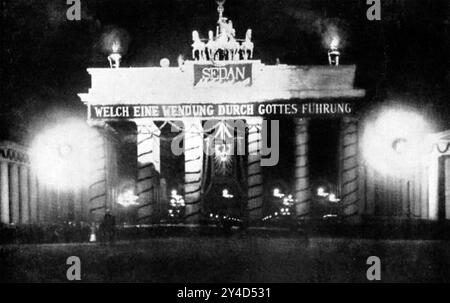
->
[1,2,448,228]
[78,2,365,225]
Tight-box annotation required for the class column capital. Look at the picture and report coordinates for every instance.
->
[87,120,106,128]
[134,118,156,125]
[135,120,161,136]
[246,116,263,125]
[181,118,203,133]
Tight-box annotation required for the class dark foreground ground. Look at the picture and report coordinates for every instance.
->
[1,234,450,282]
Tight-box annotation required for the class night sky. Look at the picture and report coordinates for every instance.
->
[1,0,449,185]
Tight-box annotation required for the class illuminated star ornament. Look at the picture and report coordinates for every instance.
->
[211,121,235,175]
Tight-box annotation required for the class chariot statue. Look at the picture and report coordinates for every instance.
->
[191,0,254,62]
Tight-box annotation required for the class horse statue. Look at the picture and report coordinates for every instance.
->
[206,30,217,61]
[192,30,206,61]
[227,35,240,61]
[224,20,240,60]
[241,29,254,60]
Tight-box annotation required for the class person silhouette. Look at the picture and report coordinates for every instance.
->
[102,209,116,244]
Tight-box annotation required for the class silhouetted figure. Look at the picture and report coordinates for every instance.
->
[102,210,116,244]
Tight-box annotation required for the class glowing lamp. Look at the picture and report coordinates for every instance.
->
[30,119,95,190]
[317,187,329,197]
[160,58,170,68]
[323,214,338,219]
[57,143,73,158]
[117,190,139,207]
[283,195,294,206]
[392,138,408,155]
[169,189,185,207]
[108,41,122,68]
[108,53,121,68]
[170,198,176,207]
[361,108,432,176]
[280,207,291,216]
[328,37,340,66]
[222,189,234,199]
[328,193,340,203]
[273,188,285,198]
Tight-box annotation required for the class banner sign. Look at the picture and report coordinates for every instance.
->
[194,63,252,87]
[90,101,354,120]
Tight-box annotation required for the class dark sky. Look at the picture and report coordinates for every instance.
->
[1,0,449,144]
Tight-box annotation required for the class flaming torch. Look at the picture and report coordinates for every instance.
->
[108,40,122,68]
[328,36,340,66]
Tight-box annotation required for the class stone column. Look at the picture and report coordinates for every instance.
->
[444,157,450,219]
[294,118,311,220]
[58,190,71,222]
[29,170,38,224]
[364,165,376,216]
[247,117,263,222]
[10,163,20,224]
[73,188,83,222]
[183,118,203,223]
[339,117,360,222]
[160,178,168,215]
[136,120,161,223]
[0,161,9,224]
[88,127,107,222]
[428,155,439,220]
[19,165,30,224]
[38,183,47,223]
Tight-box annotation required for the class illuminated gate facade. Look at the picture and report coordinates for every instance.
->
[79,56,366,225]
[76,2,369,225]
[1,3,448,227]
